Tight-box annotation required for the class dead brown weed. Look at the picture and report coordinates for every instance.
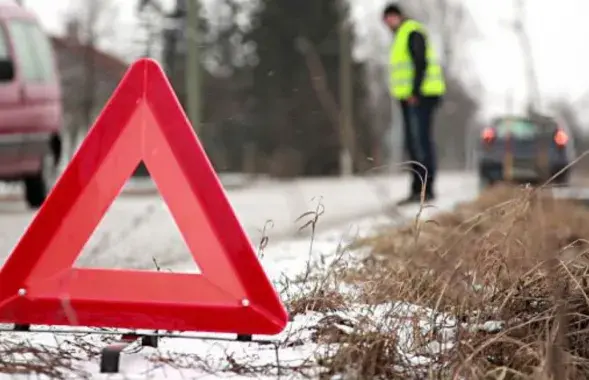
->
[6,183,589,379]
[318,183,589,379]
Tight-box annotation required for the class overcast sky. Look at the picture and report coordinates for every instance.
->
[17,0,589,120]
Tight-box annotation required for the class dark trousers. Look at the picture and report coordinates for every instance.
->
[400,96,441,196]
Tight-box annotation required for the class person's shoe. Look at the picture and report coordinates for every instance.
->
[396,193,421,206]
[396,192,436,206]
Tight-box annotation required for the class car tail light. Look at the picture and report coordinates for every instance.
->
[481,127,495,143]
[554,128,568,147]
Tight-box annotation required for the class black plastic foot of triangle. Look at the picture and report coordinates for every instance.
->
[99,333,159,374]
[236,334,252,342]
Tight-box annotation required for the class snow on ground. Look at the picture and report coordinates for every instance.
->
[0,192,477,379]
[0,303,461,379]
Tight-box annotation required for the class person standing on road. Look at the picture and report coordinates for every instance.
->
[383,4,446,205]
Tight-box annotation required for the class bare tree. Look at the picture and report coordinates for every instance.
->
[364,59,393,166]
[63,0,118,158]
[404,0,479,71]
[137,1,164,58]
[296,36,363,171]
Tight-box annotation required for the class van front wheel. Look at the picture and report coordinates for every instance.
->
[24,150,57,209]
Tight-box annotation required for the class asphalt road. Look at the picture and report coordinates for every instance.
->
[0,172,478,271]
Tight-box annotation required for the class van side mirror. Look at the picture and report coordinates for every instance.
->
[0,58,14,82]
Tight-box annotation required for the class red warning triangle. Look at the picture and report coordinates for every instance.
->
[0,58,289,335]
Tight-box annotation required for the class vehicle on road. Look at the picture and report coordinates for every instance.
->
[477,114,575,190]
[0,3,63,209]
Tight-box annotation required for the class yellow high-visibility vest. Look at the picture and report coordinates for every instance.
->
[389,20,446,100]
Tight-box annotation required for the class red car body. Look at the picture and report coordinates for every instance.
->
[0,3,63,208]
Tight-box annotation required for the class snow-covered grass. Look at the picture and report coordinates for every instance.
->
[344,185,589,379]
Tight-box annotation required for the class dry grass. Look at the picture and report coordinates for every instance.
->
[0,333,112,378]
[5,183,589,379]
[290,183,589,379]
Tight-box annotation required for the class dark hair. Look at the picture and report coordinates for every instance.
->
[383,3,403,17]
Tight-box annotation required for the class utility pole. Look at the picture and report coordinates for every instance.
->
[185,0,201,135]
[338,6,355,176]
